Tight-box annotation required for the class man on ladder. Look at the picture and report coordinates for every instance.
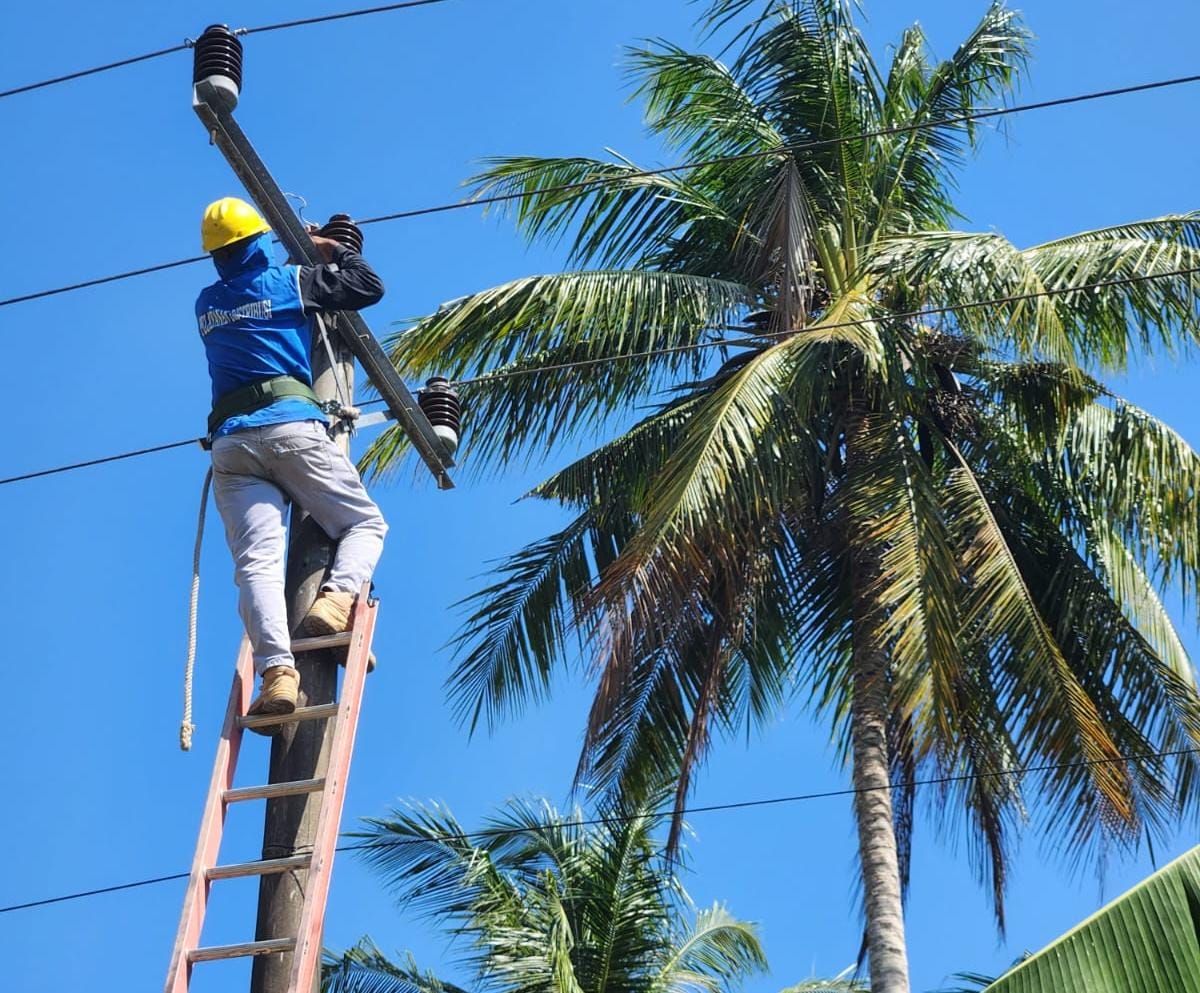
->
[196,196,387,720]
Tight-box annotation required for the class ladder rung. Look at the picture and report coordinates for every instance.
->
[239,702,339,731]
[223,778,326,804]
[207,854,311,881]
[189,937,296,963]
[292,631,353,652]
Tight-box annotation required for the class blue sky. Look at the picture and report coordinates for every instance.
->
[2,1,1199,990]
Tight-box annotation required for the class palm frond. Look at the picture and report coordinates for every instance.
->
[532,394,708,509]
[323,942,471,993]
[842,412,962,724]
[872,3,1030,235]
[469,156,742,270]
[1051,398,1200,596]
[736,159,820,331]
[628,43,787,159]
[778,981,868,993]
[580,531,795,852]
[592,306,883,623]
[351,797,765,993]
[865,231,1074,362]
[870,215,1200,366]
[652,905,767,993]
[364,270,755,476]
[350,802,521,926]
[447,510,596,733]
[941,441,1134,846]
[976,447,1200,856]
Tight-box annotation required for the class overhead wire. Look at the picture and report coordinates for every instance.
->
[0,438,200,487]
[0,256,207,308]
[3,744,1197,915]
[0,0,456,101]
[4,70,1200,310]
[0,43,191,100]
[448,263,1200,388]
[239,0,455,36]
[357,71,1200,226]
[3,263,1198,488]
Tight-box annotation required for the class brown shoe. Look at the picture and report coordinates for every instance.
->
[247,665,299,722]
[300,591,376,672]
[300,591,355,636]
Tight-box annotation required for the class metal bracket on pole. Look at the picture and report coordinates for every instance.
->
[192,79,454,490]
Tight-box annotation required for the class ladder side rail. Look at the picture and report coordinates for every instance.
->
[165,638,256,993]
[288,585,378,992]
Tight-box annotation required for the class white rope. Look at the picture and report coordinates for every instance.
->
[181,467,213,751]
[315,312,362,437]
[315,312,352,409]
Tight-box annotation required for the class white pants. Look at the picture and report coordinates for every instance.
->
[211,420,387,675]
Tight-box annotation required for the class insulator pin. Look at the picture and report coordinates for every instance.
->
[193,25,243,110]
[417,377,461,458]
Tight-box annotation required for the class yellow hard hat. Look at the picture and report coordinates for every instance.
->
[201,197,271,253]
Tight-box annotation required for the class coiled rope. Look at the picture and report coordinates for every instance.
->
[181,467,213,751]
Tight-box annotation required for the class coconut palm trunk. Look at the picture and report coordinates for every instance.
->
[848,580,910,991]
[846,407,911,993]
[849,632,910,993]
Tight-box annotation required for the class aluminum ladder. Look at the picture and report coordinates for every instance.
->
[164,583,378,992]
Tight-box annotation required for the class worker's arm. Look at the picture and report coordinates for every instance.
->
[298,238,385,314]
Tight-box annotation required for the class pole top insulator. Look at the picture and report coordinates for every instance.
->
[418,377,462,458]
[192,24,244,111]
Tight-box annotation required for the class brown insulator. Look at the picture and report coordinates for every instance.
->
[319,214,364,254]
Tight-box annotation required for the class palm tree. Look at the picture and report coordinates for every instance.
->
[364,3,1200,991]
[322,798,767,993]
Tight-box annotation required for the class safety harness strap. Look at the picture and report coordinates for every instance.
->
[207,375,320,435]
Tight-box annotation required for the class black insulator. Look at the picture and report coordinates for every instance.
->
[192,24,244,92]
[418,376,462,456]
[319,214,364,254]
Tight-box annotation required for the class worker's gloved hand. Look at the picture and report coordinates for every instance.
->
[305,224,342,264]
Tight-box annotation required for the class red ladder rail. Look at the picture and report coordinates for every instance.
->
[289,587,376,991]
[164,584,378,993]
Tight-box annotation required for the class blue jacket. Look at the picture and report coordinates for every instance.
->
[195,231,385,437]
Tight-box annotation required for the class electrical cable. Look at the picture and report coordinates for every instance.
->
[3,263,1198,489]
[4,71,1200,310]
[404,263,1200,389]
[0,0,456,102]
[356,72,1200,227]
[0,256,207,308]
[2,744,1197,915]
[0,438,201,487]
[239,0,454,36]
[0,43,190,100]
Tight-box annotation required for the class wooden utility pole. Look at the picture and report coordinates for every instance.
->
[249,315,352,993]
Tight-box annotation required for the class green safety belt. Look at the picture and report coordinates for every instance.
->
[207,375,321,435]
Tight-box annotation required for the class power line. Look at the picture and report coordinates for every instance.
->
[0,256,207,308]
[240,0,454,36]
[3,744,1197,915]
[0,0,455,101]
[359,72,1200,226]
[0,871,192,914]
[0,438,200,487]
[0,43,190,100]
[434,263,1200,387]
[4,264,1198,489]
[3,70,1199,310]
